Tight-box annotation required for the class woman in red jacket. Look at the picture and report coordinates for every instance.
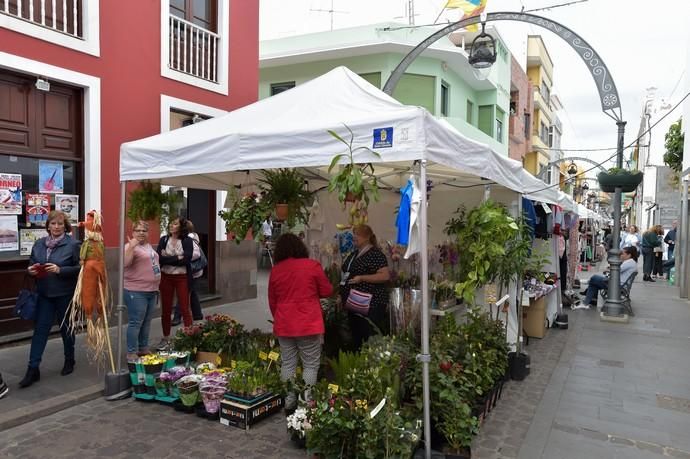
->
[268,233,332,411]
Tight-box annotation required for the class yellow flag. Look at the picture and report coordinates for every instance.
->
[445,0,487,31]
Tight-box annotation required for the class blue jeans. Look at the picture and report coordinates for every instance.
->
[585,275,609,305]
[125,289,157,353]
[29,294,75,368]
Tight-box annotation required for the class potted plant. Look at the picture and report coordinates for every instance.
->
[218,191,269,244]
[127,181,182,227]
[434,280,457,310]
[327,125,381,226]
[258,168,312,227]
[597,167,643,193]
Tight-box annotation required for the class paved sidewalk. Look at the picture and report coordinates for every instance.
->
[0,273,274,431]
[517,273,690,459]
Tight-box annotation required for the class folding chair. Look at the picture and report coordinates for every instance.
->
[600,271,637,316]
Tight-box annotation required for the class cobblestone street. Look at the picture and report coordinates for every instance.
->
[0,396,304,459]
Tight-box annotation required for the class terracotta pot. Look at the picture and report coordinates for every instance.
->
[275,203,289,221]
[345,191,361,202]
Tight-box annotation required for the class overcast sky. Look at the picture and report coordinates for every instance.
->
[260,0,689,187]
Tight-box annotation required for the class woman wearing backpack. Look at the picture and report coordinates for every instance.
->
[172,220,206,324]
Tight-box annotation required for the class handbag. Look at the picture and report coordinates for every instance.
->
[190,240,208,273]
[14,276,38,321]
[344,288,373,316]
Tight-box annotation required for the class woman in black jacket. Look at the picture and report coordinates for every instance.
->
[20,211,81,388]
[156,216,193,350]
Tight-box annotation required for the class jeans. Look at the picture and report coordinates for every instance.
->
[124,289,157,353]
[585,275,609,305]
[278,335,321,408]
[642,247,654,276]
[160,273,191,337]
[29,294,75,368]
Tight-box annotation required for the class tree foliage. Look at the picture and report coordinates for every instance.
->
[663,118,684,173]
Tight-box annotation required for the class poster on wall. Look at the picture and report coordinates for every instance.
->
[20,228,46,256]
[0,216,19,251]
[0,173,23,215]
[39,160,64,194]
[26,193,50,226]
[55,194,79,223]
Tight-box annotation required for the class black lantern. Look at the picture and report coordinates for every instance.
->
[567,161,578,176]
[582,181,590,191]
[468,23,497,70]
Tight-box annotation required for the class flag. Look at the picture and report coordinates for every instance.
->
[445,0,487,31]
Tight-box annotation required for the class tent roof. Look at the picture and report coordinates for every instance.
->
[119,67,527,193]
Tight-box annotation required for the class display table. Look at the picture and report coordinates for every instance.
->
[523,285,557,339]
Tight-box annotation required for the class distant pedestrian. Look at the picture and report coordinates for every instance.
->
[621,225,641,250]
[20,211,81,388]
[641,225,663,282]
[664,220,677,260]
[124,220,161,361]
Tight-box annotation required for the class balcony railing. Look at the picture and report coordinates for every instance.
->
[169,14,220,83]
[1,0,83,38]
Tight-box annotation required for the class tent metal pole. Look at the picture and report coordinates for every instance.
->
[418,159,431,459]
[117,181,126,372]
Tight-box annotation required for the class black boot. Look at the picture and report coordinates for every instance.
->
[19,367,40,388]
[61,359,75,376]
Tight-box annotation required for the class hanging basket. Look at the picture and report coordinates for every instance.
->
[275,203,289,221]
[597,171,643,193]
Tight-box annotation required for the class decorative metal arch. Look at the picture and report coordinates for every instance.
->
[535,156,607,180]
[382,12,623,122]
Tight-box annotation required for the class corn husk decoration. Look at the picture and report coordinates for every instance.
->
[65,210,114,371]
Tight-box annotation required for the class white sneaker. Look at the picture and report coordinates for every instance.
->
[155,338,171,351]
[572,302,590,310]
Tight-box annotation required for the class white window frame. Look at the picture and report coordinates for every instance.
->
[0,1,100,56]
[160,95,228,240]
[0,51,101,213]
[160,0,230,95]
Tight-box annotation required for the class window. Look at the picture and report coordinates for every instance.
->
[162,0,229,94]
[540,80,550,103]
[548,126,554,148]
[524,113,531,140]
[466,100,474,125]
[170,0,217,31]
[540,121,549,145]
[358,72,381,89]
[392,74,435,114]
[495,108,504,143]
[440,81,450,117]
[270,81,295,96]
[478,105,493,137]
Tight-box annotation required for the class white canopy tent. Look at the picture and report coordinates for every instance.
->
[119,66,544,451]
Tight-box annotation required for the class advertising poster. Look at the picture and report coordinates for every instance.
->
[20,228,45,256]
[26,193,50,226]
[0,173,23,215]
[39,160,64,194]
[0,216,19,251]
[56,194,79,223]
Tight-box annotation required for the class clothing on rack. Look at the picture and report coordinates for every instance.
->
[404,177,422,259]
[396,178,414,245]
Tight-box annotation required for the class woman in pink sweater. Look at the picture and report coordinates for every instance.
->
[124,221,161,361]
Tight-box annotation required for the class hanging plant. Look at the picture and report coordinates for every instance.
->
[327,124,381,226]
[127,181,182,227]
[258,168,313,228]
[445,201,520,304]
[597,168,643,193]
[218,192,270,244]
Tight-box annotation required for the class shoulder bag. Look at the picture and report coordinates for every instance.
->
[14,275,38,321]
[344,288,373,316]
[190,239,208,273]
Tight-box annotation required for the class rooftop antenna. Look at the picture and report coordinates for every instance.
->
[310,0,348,31]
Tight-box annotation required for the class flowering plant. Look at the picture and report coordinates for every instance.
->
[173,324,203,353]
[286,407,312,440]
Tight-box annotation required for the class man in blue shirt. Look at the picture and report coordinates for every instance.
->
[582,246,638,306]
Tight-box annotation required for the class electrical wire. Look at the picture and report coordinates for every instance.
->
[524,90,690,195]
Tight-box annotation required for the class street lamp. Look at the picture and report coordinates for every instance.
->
[468,22,497,80]
[567,161,578,176]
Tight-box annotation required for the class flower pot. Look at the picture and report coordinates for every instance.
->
[597,171,643,193]
[344,191,361,202]
[508,351,530,381]
[275,203,289,221]
[179,388,199,407]
[389,287,405,334]
[438,299,456,310]
[195,351,220,365]
[290,433,307,449]
[442,447,471,459]
[200,386,226,414]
